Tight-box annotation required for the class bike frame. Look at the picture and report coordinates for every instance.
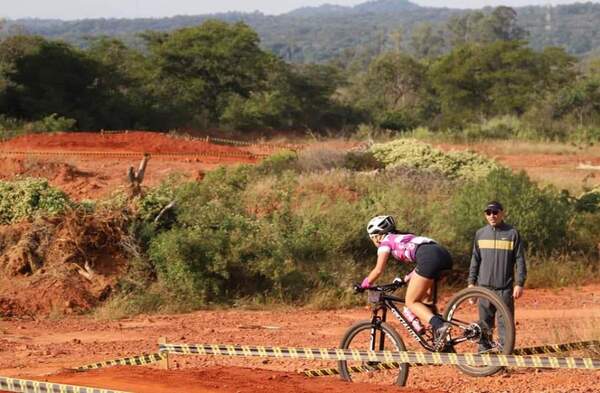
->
[369,292,436,352]
[368,289,485,354]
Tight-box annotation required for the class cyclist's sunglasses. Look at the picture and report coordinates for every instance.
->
[485,209,501,216]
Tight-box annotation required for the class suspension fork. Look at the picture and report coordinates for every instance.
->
[369,306,388,351]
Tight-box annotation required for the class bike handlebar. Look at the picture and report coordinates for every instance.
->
[354,277,405,293]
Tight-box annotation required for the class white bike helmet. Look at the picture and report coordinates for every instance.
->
[366,215,396,236]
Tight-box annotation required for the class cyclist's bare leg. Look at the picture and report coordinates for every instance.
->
[405,273,435,324]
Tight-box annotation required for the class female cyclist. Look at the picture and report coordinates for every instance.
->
[361,215,453,350]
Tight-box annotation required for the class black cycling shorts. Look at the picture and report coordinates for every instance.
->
[414,243,453,279]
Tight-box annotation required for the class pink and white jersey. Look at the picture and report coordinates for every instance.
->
[378,233,436,263]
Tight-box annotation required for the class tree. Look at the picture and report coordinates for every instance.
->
[429,41,549,126]
[446,7,527,48]
[0,36,105,128]
[221,60,354,131]
[553,77,600,126]
[348,51,429,130]
[365,52,426,110]
[146,20,271,127]
[410,23,446,59]
[86,37,164,129]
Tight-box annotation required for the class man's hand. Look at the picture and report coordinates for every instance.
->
[513,285,524,299]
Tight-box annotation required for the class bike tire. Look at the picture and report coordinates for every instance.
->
[338,320,409,386]
[443,286,515,377]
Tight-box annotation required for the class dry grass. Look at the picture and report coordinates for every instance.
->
[468,140,600,156]
[525,256,598,289]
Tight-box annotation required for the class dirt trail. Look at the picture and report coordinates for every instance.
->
[0,131,264,200]
[25,366,437,393]
[0,285,598,393]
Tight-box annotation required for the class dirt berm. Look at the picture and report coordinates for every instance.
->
[0,208,129,317]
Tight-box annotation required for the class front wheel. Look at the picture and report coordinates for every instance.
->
[338,320,409,386]
[443,286,515,377]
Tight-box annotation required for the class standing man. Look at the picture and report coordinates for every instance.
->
[468,201,526,350]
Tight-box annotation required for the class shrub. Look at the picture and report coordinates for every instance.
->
[23,114,77,133]
[297,147,346,172]
[370,138,499,180]
[575,186,600,213]
[462,116,538,140]
[377,110,417,132]
[343,150,384,171]
[452,168,573,255]
[136,174,185,223]
[0,178,71,224]
[0,116,26,141]
[256,150,298,175]
[525,255,598,288]
[567,126,600,145]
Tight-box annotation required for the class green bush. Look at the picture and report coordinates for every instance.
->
[575,186,600,213]
[137,174,185,223]
[452,168,573,254]
[567,126,600,145]
[0,116,26,141]
[525,255,598,288]
[370,138,499,180]
[0,178,71,224]
[24,114,77,132]
[377,110,417,132]
[566,211,600,255]
[343,151,384,171]
[256,150,298,175]
[462,116,538,141]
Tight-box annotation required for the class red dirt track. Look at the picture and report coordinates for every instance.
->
[1,285,598,393]
[0,131,253,155]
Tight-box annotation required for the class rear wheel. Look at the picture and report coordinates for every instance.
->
[443,286,515,377]
[338,320,409,386]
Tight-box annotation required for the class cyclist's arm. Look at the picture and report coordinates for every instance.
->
[366,250,390,285]
[468,234,481,286]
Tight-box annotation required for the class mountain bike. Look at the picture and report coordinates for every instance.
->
[338,277,515,386]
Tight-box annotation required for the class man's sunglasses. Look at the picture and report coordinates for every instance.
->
[485,209,500,216]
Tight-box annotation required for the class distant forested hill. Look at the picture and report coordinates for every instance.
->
[2,0,600,62]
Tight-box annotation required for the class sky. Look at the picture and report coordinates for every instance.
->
[0,0,595,20]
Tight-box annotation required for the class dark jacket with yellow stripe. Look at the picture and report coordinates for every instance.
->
[468,222,526,289]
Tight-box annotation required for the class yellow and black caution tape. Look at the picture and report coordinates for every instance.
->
[200,136,303,151]
[75,352,166,371]
[302,339,600,377]
[0,376,131,393]
[514,340,600,356]
[0,150,267,160]
[303,362,405,377]
[158,343,600,370]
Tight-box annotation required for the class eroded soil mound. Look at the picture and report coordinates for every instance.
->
[0,209,130,317]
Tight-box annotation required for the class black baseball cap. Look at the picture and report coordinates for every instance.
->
[484,201,503,212]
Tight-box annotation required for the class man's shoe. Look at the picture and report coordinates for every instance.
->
[433,323,450,351]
